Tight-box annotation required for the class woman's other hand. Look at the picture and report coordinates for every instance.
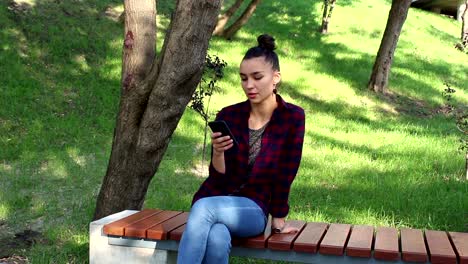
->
[272,217,300,234]
[211,132,234,155]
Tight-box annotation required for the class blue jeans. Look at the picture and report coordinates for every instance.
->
[177,196,267,264]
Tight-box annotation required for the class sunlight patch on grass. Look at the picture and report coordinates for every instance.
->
[1,161,13,172]
[0,204,8,219]
[39,156,69,179]
[14,0,37,7]
[113,4,124,13]
[67,148,87,168]
[73,54,90,72]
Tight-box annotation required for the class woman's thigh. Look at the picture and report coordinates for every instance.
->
[191,196,266,237]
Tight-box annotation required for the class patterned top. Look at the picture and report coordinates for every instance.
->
[192,95,305,218]
[248,123,268,170]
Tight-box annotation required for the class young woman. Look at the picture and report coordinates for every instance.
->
[177,34,305,264]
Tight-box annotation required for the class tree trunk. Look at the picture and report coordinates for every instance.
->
[321,0,336,34]
[368,0,411,93]
[321,0,329,34]
[121,0,156,90]
[465,152,468,180]
[222,0,261,40]
[213,0,244,36]
[94,0,222,220]
[462,0,468,47]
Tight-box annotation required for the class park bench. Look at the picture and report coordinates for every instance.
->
[89,209,468,264]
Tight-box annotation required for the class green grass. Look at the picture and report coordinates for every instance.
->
[1,0,467,263]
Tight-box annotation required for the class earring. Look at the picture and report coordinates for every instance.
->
[273,88,277,94]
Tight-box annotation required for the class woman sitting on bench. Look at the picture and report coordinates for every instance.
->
[177,34,306,264]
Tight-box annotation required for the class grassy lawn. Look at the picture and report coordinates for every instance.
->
[1,0,467,263]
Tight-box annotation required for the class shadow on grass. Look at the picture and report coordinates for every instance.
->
[1,0,125,259]
[0,0,125,161]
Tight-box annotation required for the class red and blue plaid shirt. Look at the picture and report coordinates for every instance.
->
[192,95,305,218]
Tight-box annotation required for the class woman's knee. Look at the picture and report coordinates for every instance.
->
[190,197,222,219]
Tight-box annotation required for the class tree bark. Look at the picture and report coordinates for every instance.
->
[462,0,468,47]
[94,0,222,220]
[222,0,261,40]
[465,152,468,180]
[368,0,411,93]
[321,0,336,34]
[213,0,244,36]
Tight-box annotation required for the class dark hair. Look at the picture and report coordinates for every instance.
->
[243,34,280,71]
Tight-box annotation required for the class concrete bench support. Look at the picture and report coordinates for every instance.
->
[89,210,177,264]
[107,236,415,263]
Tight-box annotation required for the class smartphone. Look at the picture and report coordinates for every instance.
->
[208,120,238,147]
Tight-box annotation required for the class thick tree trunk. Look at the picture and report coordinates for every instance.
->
[213,0,244,36]
[222,0,261,40]
[321,0,336,34]
[94,0,222,220]
[462,0,468,47]
[368,0,411,93]
[121,0,156,90]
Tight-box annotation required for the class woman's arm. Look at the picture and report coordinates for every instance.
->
[269,108,305,219]
[211,132,233,174]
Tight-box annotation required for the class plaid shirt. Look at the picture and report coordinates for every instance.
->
[192,95,305,218]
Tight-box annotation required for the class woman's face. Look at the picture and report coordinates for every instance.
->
[239,57,280,104]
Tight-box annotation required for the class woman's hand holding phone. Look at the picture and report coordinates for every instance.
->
[208,120,236,174]
[211,132,234,155]
[208,120,237,155]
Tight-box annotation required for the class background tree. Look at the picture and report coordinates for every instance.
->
[368,0,411,93]
[320,0,337,34]
[214,0,262,39]
[93,0,222,220]
[461,0,468,49]
[213,0,244,36]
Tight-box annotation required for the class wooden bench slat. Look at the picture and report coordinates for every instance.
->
[346,225,374,258]
[147,212,189,240]
[103,209,161,236]
[168,224,186,241]
[449,232,468,264]
[293,222,328,253]
[124,210,181,238]
[319,223,352,256]
[425,230,457,264]
[267,220,306,251]
[234,216,272,249]
[400,228,427,262]
[374,227,399,261]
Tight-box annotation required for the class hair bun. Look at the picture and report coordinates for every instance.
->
[257,34,276,51]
